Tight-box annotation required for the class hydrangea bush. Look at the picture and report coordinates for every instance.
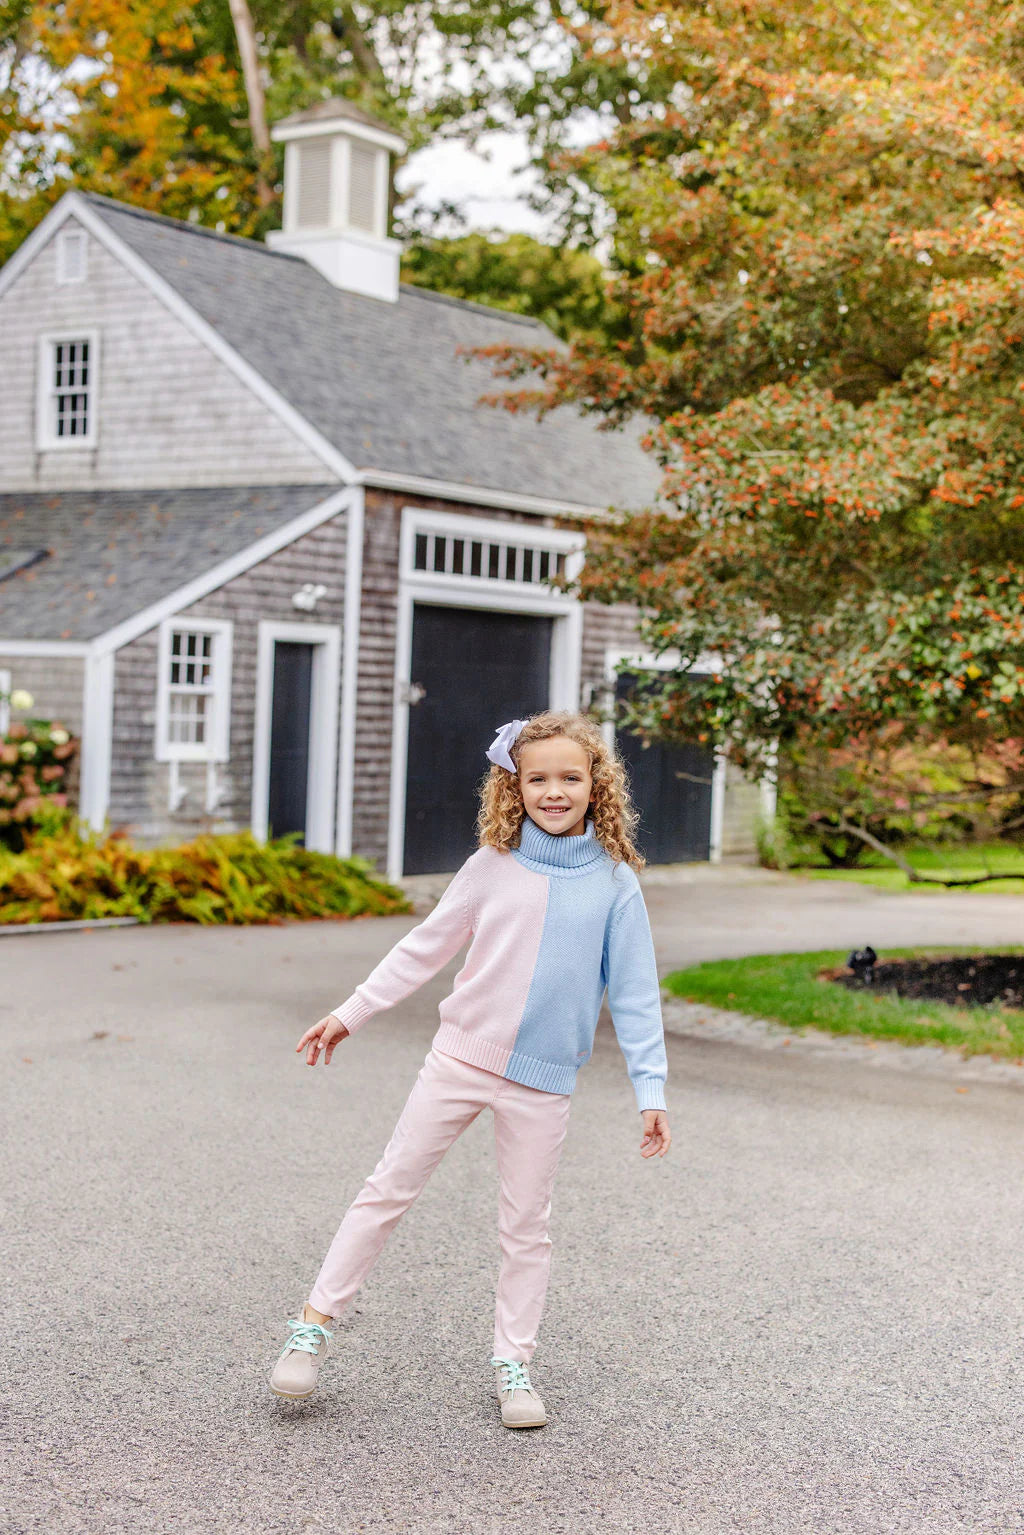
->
[0,689,79,850]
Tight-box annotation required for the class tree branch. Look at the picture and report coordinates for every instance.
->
[836,817,1024,886]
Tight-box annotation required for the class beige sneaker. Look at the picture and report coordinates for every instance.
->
[491,1356,547,1428]
[269,1317,335,1400]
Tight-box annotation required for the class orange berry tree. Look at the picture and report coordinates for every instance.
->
[474,0,1024,868]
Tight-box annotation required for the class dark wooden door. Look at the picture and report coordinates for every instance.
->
[614,671,714,863]
[404,605,553,874]
[267,641,314,842]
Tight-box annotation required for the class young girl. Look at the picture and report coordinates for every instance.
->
[269,710,671,1428]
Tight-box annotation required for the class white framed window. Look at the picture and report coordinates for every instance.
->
[36,331,99,450]
[155,618,232,762]
[56,228,88,284]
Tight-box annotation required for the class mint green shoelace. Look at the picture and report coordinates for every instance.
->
[491,1356,532,1393]
[281,1319,334,1357]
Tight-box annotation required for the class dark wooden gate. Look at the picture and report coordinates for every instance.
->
[614,671,714,863]
[267,641,314,842]
[403,605,553,874]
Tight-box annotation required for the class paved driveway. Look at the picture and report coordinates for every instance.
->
[3,870,1023,1533]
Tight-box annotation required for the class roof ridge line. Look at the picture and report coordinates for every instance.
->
[396,282,546,329]
[80,192,306,263]
[82,193,554,331]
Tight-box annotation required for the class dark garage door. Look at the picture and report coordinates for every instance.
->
[403,605,553,874]
[614,671,715,863]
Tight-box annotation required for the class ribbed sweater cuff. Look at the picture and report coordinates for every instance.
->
[634,1077,667,1113]
[330,993,377,1035]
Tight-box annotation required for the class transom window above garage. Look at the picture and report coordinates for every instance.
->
[413,529,566,586]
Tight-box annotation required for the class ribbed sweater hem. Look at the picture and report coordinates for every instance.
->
[330,993,376,1034]
[433,1019,510,1077]
[634,1076,668,1113]
[432,1020,579,1096]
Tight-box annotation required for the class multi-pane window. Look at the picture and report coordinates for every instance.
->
[53,340,90,439]
[156,619,232,762]
[37,333,98,449]
[168,630,214,747]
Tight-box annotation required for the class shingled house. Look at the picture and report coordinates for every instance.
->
[0,100,762,879]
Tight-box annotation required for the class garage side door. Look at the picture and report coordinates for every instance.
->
[614,671,714,863]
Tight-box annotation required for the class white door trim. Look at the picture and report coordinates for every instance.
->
[386,505,585,882]
[80,650,115,833]
[252,621,341,853]
[334,486,364,858]
[602,646,725,864]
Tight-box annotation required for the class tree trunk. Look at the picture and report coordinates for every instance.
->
[227,0,275,207]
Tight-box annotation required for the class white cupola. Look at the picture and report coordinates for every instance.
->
[267,98,406,302]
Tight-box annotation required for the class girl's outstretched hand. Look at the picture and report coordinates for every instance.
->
[297,1015,350,1066]
[640,1109,670,1158]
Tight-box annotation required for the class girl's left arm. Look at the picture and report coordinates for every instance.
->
[604,886,669,1115]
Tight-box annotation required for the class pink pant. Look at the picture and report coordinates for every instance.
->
[308,1046,573,1362]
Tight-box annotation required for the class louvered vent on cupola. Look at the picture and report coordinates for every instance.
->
[267,99,405,303]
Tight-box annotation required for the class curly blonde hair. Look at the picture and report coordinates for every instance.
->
[475,710,645,871]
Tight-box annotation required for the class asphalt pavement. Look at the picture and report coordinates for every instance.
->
[2,866,1024,1534]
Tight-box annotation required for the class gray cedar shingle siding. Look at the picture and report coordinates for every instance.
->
[108,511,347,842]
[0,485,339,641]
[0,216,332,492]
[0,654,84,732]
[580,602,643,706]
[82,194,662,512]
[349,488,402,864]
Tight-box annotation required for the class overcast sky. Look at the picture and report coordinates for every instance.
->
[398,130,548,237]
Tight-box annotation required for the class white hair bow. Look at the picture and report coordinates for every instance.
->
[486,719,527,773]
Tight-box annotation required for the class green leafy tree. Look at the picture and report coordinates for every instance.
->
[401,228,625,340]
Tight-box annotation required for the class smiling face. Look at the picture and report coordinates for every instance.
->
[518,735,594,837]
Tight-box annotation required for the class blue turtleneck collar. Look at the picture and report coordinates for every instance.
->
[512,814,608,875]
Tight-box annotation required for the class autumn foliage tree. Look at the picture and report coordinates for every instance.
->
[479,0,1024,872]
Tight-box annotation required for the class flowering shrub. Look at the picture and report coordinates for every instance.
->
[0,689,79,850]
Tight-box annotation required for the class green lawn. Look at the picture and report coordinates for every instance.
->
[791,841,1024,894]
[663,948,1024,1059]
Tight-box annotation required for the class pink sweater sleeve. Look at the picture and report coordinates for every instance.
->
[329,859,475,1034]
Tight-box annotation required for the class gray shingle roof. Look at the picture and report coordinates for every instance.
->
[0,485,337,641]
[82,193,661,511]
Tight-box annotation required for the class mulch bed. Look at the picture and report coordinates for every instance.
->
[831,955,1024,1010]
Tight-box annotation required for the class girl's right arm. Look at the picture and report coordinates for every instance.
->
[297,858,476,1064]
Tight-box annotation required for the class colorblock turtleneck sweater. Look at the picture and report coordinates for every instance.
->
[330,816,668,1113]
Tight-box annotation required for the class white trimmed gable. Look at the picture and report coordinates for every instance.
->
[0,214,335,492]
